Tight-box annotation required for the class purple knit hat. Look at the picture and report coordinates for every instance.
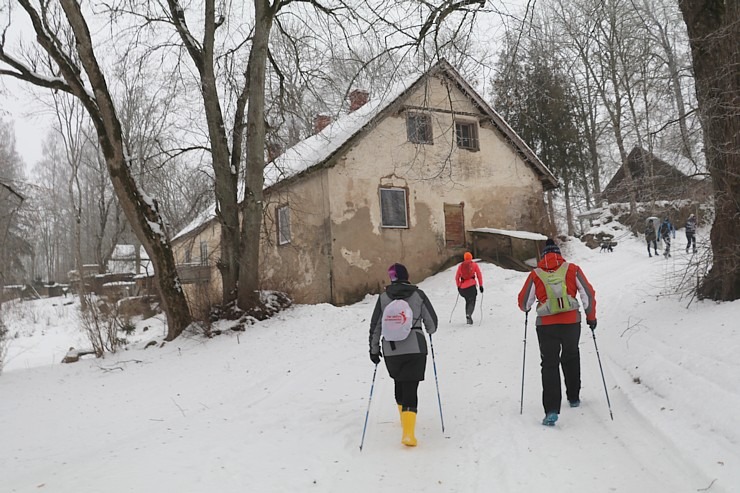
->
[388,263,409,282]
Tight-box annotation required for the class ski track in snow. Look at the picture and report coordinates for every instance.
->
[1,231,738,492]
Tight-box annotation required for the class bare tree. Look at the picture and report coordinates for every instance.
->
[0,118,29,294]
[679,0,740,301]
[107,0,487,312]
[0,1,192,339]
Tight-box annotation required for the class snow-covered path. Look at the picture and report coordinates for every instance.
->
[1,233,738,492]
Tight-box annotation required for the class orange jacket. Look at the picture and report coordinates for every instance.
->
[517,252,596,325]
[455,260,483,290]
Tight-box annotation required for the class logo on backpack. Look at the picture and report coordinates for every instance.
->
[535,263,579,316]
[381,299,414,341]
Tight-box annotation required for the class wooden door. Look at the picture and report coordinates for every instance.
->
[444,203,465,247]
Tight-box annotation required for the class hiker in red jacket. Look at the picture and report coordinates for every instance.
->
[517,239,597,426]
[455,252,483,324]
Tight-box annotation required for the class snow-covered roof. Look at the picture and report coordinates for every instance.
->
[110,244,149,260]
[469,228,548,241]
[264,79,418,188]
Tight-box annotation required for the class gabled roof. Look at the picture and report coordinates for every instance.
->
[604,146,705,193]
[263,59,558,191]
[174,59,557,241]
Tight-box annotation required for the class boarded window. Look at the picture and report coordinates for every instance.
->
[406,113,433,144]
[444,203,465,247]
[184,247,192,264]
[277,205,291,245]
[199,241,208,265]
[455,121,479,151]
[380,188,408,228]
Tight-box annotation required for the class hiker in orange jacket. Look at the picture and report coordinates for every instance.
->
[455,252,483,325]
[517,238,597,426]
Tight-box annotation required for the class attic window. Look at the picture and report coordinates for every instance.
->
[455,120,479,151]
[407,113,433,144]
[277,205,291,245]
[379,187,408,228]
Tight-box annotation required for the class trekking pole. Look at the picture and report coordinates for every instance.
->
[478,290,485,326]
[448,294,460,324]
[359,364,379,451]
[590,329,614,421]
[429,334,445,433]
[520,311,528,414]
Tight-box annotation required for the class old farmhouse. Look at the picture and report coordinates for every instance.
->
[172,59,558,307]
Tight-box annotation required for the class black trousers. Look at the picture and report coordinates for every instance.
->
[394,380,420,412]
[458,286,477,318]
[686,232,696,250]
[536,323,581,414]
[646,239,657,254]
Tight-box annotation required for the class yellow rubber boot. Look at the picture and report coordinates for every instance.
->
[397,404,403,422]
[400,411,418,447]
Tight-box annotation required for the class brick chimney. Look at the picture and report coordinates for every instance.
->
[313,114,332,134]
[348,89,369,113]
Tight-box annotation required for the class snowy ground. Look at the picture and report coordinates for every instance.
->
[1,230,738,493]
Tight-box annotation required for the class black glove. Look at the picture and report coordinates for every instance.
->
[369,352,381,364]
[479,286,484,293]
[587,319,597,331]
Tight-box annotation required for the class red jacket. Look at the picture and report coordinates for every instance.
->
[517,252,596,325]
[455,260,483,290]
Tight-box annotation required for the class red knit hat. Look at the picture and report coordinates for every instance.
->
[464,252,473,261]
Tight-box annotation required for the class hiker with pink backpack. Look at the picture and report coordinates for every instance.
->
[368,263,438,447]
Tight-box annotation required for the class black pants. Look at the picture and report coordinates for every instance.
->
[536,323,581,414]
[662,236,671,255]
[646,239,657,255]
[394,380,420,412]
[686,232,696,251]
[458,286,477,319]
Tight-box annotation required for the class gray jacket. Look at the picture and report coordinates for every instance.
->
[369,281,438,357]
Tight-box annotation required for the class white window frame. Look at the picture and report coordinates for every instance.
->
[379,188,409,228]
[455,120,479,151]
[277,205,291,245]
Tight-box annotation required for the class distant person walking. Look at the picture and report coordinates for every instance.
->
[645,219,658,257]
[455,252,483,325]
[369,263,438,447]
[517,239,597,427]
[659,217,676,258]
[685,214,697,254]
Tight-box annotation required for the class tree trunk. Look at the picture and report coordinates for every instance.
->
[58,0,193,338]
[237,0,274,310]
[166,0,240,306]
[680,0,740,301]
[563,180,575,236]
[546,190,557,237]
